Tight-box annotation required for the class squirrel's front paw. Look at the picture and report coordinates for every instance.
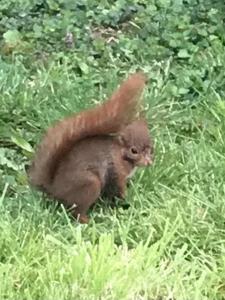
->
[117,188,126,200]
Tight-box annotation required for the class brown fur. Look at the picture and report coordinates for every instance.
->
[28,73,153,223]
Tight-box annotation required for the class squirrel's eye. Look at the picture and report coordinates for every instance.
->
[131,147,138,155]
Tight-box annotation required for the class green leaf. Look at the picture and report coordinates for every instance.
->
[177,49,190,58]
[179,88,189,95]
[3,30,21,46]
[78,62,89,74]
[11,135,33,153]
[33,24,43,38]
[0,149,19,171]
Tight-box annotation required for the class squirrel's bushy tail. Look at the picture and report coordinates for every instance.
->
[28,72,147,189]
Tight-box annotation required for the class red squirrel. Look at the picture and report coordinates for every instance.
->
[28,72,153,223]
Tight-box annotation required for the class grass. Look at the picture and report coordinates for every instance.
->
[1,1,225,299]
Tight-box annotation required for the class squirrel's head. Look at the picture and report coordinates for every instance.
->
[118,120,153,167]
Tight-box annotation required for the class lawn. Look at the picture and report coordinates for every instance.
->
[1,1,225,299]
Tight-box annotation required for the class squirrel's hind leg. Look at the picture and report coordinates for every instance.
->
[63,173,101,224]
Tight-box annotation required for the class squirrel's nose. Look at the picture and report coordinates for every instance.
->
[144,155,153,166]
